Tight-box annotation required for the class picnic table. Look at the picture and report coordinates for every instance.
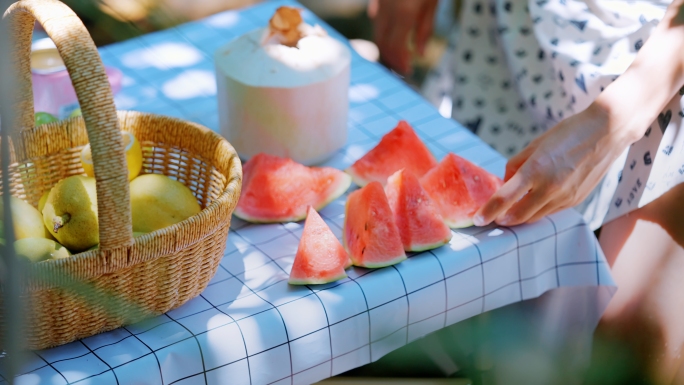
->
[2,1,616,384]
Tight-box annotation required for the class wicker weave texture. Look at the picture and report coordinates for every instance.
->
[2,0,242,350]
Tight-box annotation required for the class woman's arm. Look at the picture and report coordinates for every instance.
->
[598,0,684,138]
[473,0,684,227]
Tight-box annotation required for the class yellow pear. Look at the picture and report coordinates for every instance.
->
[15,237,71,262]
[38,192,59,241]
[38,191,49,212]
[0,195,51,241]
[81,131,143,181]
[130,174,201,233]
[43,175,99,252]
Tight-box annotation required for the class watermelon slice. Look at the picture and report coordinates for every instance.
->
[344,181,406,268]
[385,169,453,251]
[346,121,437,186]
[235,153,352,223]
[420,153,502,228]
[289,207,350,285]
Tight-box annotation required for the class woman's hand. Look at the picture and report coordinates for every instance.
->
[368,0,439,75]
[474,0,684,227]
[473,102,640,227]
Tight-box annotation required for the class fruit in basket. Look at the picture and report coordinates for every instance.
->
[385,170,452,252]
[34,112,58,126]
[38,192,49,212]
[0,196,52,241]
[235,153,352,223]
[344,181,406,268]
[130,174,201,233]
[43,175,99,251]
[81,131,143,181]
[346,121,437,187]
[289,207,350,285]
[420,153,502,228]
[69,108,82,118]
[14,238,71,262]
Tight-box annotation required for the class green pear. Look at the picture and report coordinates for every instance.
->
[14,237,71,262]
[0,195,51,242]
[34,112,58,126]
[43,175,99,252]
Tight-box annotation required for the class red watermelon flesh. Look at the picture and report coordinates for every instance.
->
[289,207,349,285]
[346,120,437,187]
[385,169,452,252]
[235,153,352,223]
[344,182,406,268]
[420,153,502,228]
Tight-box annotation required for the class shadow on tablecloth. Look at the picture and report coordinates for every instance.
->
[339,285,615,385]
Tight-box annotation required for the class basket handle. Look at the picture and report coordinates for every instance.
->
[4,0,134,251]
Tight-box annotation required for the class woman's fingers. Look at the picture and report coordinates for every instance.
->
[495,186,554,226]
[474,172,532,226]
[367,0,379,18]
[383,16,414,74]
[373,0,435,74]
[504,142,535,182]
[372,0,392,54]
[415,0,437,55]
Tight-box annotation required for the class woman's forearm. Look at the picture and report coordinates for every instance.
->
[594,0,684,145]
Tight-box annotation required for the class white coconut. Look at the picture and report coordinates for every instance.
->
[214,23,351,165]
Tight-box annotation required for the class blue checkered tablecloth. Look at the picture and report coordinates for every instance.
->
[1,1,615,384]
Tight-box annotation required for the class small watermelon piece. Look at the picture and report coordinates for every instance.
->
[385,169,453,252]
[344,182,406,268]
[420,153,503,228]
[235,153,352,223]
[289,207,349,285]
[346,121,437,186]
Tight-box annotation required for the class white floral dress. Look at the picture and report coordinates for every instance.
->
[423,0,683,229]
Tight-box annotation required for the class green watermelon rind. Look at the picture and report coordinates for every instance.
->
[445,218,475,229]
[344,167,370,188]
[352,254,407,269]
[234,173,352,223]
[288,270,348,286]
[406,233,453,252]
[233,209,296,224]
[317,173,353,212]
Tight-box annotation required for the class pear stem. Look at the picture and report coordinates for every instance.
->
[52,214,70,234]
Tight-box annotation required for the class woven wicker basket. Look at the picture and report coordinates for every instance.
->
[1,0,242,350]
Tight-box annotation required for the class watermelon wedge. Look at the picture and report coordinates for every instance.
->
[346,121,437,186]
[385,169,452,251]
[289,207,350,285]
[344,181,406,268]
[235,153,352,223]
[420,153,502,228]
